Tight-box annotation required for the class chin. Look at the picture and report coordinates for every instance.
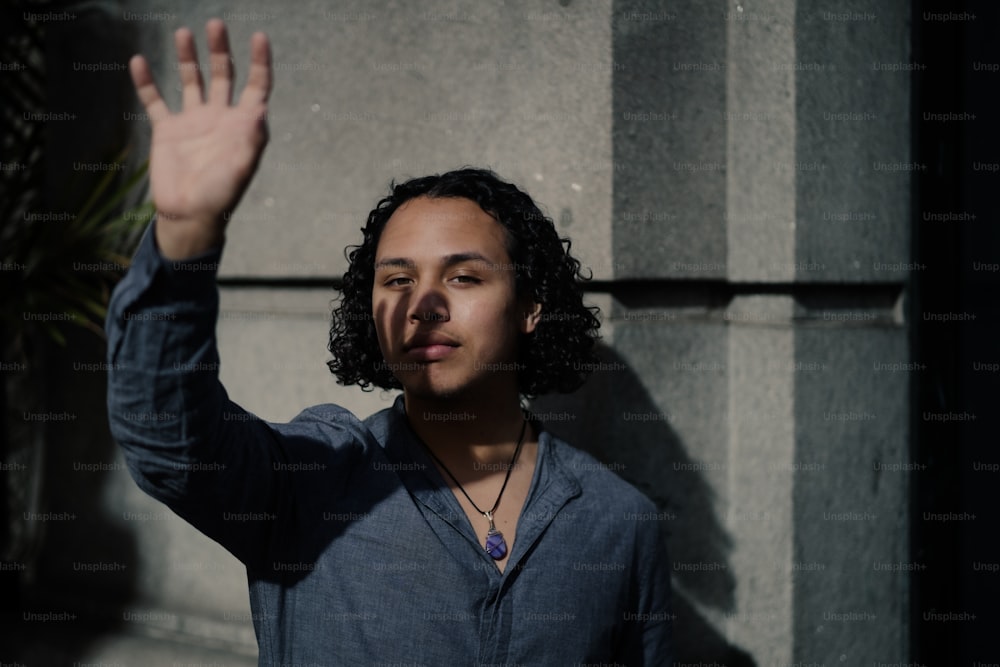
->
[405,384,468,405]
[396,369,468,402]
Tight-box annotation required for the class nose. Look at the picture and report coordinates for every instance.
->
[407,282,450,323]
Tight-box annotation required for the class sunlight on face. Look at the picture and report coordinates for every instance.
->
[372,196,539,401]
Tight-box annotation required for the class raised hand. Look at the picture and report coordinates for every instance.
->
[130,19,272,260]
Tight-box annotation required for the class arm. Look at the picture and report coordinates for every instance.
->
[616,513,674,666]
[107,221,286,565]
[106,21,339,567]
[108,220,366,567]
[639,520,675,666]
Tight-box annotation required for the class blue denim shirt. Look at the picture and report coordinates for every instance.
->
[106,224,674,666]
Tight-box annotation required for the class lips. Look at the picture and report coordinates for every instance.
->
[403,333,459,361]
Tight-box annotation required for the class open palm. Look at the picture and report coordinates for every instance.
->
[130,20,272,258]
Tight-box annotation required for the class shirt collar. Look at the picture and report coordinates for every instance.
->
[374,394,582,575]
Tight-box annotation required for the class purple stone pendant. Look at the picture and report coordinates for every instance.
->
[483,511,508,560]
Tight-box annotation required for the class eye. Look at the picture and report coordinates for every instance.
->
[383,276,413,287]
[450,274,482,284]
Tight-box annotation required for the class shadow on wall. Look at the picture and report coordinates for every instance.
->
[532,343,756,665]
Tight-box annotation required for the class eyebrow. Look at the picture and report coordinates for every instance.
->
[373,257,416,271]
[374,252,497,271]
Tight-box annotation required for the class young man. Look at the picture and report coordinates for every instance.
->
[108,19,673,666]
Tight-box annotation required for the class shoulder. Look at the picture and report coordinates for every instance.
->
[267,403,382,456]
[292,403,368,430]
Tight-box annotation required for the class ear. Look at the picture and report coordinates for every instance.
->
[520,301,542,334]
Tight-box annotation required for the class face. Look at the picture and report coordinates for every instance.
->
[372,196,541,402]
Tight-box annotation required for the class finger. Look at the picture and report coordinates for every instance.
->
[174,27,204,109]
[129,54,170,124]
[206,18,234,106]
[238,31,272,109]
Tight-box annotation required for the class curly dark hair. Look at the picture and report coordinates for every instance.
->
[327,167,600,397]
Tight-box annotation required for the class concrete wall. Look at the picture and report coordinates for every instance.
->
[7,0,911,664]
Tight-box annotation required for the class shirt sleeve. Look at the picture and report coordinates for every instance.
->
[104,221,359,569]
[617,508,675,666]
[641,519,675,666]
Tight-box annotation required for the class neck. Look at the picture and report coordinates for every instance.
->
[403,389,527,462]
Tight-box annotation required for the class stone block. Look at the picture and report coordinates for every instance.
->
[725,296,797,665]
[124,0,617,279]
[612,0,729,279]
[793,4,911,282]
[725,1,798,282]
[791,323,910,663]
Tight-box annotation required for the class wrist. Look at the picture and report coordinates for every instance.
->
[154,214,226,260]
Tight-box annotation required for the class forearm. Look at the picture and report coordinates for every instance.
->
[105,221,287,563]
[106,218,226,469]
[113,19,273,477]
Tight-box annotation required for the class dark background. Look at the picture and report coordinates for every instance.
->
[913,0,998,662]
